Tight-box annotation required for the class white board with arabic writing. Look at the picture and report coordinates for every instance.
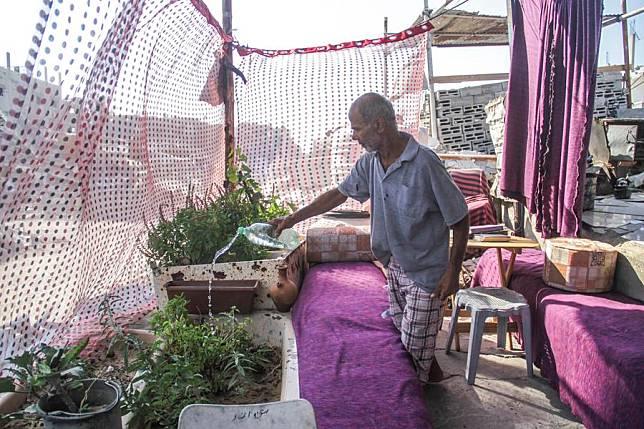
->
[177,399,317,429]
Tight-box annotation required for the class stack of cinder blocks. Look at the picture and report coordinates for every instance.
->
[420,71,627,153]
[424,82,508,154]
[593,72,627,118]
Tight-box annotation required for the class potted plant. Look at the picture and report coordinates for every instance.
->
[141,154,303,313]
[0,339,122,428]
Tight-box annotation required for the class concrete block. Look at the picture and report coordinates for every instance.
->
[607,96,627,107]
[464,128,486,137]
[437,98,452,108]
[437,106,464,117]
[472,142,495,154]
[439,126,464,138]
[441,134,466,142]
[436,89,461,100]
[467,137,488,146]
[614,241,644,302]
[474,94,495,105]
[461,86,484,96]
[451,95,475,107]
[481,82,505,94]
[439,117,451,126]
[463,122,485,133]
[452,116,473,125]
[442,134,466,145]
[445,141,474,152]
[594,107,608,118]
[463,105,485,115]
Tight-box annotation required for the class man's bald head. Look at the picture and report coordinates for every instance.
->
[349,93,397,130]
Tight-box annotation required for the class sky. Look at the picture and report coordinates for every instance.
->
[0,0,642,89]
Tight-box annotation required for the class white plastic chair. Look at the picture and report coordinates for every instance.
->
[446,287,533,385]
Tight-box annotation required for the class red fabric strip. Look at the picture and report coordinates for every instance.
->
[236,21,434,57]
[190,0,229,41]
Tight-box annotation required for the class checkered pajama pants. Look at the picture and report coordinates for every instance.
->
[387,258,444,383]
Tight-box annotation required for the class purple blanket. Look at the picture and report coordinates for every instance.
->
[292,262,431,429]
[472,249,644,429]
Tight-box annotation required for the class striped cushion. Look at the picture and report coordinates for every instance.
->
[449,169,496,226]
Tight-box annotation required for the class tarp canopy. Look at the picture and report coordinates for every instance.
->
[0,0,429,360]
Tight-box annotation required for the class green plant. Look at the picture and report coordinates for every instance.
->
[120,296,276,428]
[149,296,271,393]
[142,154,294,266]
[123,357,209,429]
[0,338,90,419]
[98,294,145,373]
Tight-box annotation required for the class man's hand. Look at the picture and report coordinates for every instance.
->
[432,214,469,301]
[431,268,459,301]
[268,215,295,236]
[268,188,347,236]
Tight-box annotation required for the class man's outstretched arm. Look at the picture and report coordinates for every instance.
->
[270,188,348,235]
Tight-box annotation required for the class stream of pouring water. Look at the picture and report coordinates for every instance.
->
[208,232,240,317]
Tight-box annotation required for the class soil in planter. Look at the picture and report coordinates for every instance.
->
[3,418,44,428]
[85,347,137,392]
[208,345,282,405]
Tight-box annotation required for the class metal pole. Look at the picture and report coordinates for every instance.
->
[222,0,235,187]
[423,0,439,138]
[384,17,388,98]
[621,0,633,107]
[630,21,637,69]
[506,0,513,49]
[603,6,644,26]
[433,0,455,17]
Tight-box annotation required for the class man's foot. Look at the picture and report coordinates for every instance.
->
[427,359,444,383]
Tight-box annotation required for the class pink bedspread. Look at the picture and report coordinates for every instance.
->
[292,262,432,429]
[472,249,644,429]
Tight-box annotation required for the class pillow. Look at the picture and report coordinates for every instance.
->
[543,238,617,293]
[306,223,374,263]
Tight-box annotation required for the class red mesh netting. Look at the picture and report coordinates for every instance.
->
[235,30,428,221]
[0,0,226,361]
[1,0,429,361]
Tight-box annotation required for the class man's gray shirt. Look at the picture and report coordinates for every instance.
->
[338,133,468,292]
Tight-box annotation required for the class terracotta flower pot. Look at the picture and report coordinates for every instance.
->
[269,264,299,312]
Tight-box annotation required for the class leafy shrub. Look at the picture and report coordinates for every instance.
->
[122,356,209,429]
[0,339,90,420]
[122,296,276,428]
[143,155,293,266]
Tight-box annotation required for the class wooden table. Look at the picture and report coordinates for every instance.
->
[464,236,541,288]
[449,236,540,351]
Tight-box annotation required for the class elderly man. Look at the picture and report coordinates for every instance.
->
[271,92,469,383]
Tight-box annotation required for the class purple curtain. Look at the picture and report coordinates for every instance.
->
[501,0,603,238]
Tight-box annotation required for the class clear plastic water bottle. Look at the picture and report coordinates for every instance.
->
[238,223,287,249]
[277,228,301,250]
